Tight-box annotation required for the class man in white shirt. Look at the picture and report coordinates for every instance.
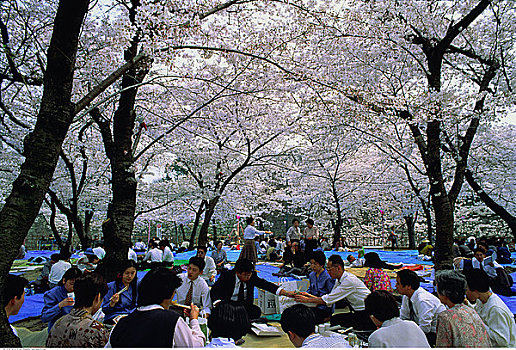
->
[346,255,364,267]
[143,242,163,268]
[175,257,212,316]
[106,267,205,347]
[196,246,216,286]
[365,290,430,348]
[295,255,374,331]
[133,239,146,252]
[127,246,138,263]
[286,219,302,242]
[160,240,174,267]
[92,243,106,260]
[396,269,446,347]
[3,274,28,341]
[48,251,72,288]
[280,304,350,348]
[465,269,516,347]
[471,247,502,279]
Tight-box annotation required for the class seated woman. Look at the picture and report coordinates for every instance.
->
[307,251,335,324]
[366,290,429,348]
[434,270,491,347]
[102,260,138,324]
[363,253,393,292]
[206,301,250,347]
[41,267,82,332]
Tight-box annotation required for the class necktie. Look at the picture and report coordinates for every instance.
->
[185,281,194,306]
[480,261,484,271]
[408,299,415,321]
[238,282,245,302]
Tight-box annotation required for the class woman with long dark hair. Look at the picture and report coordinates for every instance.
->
[102,260,138,324]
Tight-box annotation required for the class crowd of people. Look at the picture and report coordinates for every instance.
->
[4,217,516,348]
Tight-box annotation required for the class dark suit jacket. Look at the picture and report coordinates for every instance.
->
[210,269,279,309]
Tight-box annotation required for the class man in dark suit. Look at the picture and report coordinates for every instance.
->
[211,258,295,320]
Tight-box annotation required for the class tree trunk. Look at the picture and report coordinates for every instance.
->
[213,225,218,243]
[198,199,219,247]
[405,215,416,249]
[189,201,207,248]
[0,0,89,346]
[465,169,516,237]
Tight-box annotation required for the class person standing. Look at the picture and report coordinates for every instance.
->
[211,240,227,273]
[238,217,266,265]
[303,219,319,259]
[286,219,301,243]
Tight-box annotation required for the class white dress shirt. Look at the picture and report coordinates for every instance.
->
[48,260,72,285]
[286,226,301,242]
[93,247,106,259]
[400,287,446,334]
[144,248,163,262]
[303,226,319,239]
[243,225,265,240]
[368,317,430,348]
[162,246,174,263]
[200,256,216,281]
[229,278,283,301]
[134,241,146,250]
[473,293,516,347]
[176,274,212,315]
[321,271,370,311]
[472,258,502,279]
[105,304,205,347]
[127,248,138,262]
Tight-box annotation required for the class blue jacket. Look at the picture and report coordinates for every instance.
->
[308,269,335,312]
[41,285,73,332]
[102,280,137,321]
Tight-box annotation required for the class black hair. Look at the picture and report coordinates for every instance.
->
[215,240,222,247]
[328,255,345,269]
[59,249,71,260]
[137,267,182,306]
[246,217,254,226]
[268,239,277,248]
[305,218,314,226]
[365,290,399,322]
[50,253,60,262]
[234,258,254,273]
[115,260,138,306]
[189,256,206,271]
[73,273,108,309]
[396,269,420,290]
[2,274,28,307]
[346,254,355,262]
[364,252,384,269]
[474,247,487,255]
[59,267,82,286]
[159,239,172,249]
[464,269,490,293]
[280,304,315,338]
[208,301,250,340]
[196,246,207,253]
[292,218,299,224]
[311,251,326,267]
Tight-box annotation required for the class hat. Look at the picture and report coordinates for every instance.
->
[422,239,430,243]
[84,248,97,256]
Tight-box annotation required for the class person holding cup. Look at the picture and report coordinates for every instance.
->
[41,267,82,332]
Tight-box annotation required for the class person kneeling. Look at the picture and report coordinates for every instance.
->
[106,267,205,347]
[365,290,429,348]
[280,304,350,348]
[47,273,110,347]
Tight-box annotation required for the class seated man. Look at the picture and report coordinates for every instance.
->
[365,290,429,348]
[142,241,163,269]
[106,267,205,347]
[280,304,350,348]
[295,255,374,331]
[418,240,433,257]
[48,251,72,289]
[396,269,446,346]
[175,257,212,316]
[463,247,513,295]
[211,258,295,320]
[47,273,109,347]
[346,254,364,268]
[34,253,60,293]
[133,239,146,252]
[465,269,516,347]
[266,239,279,261]
[3,274,28,341]
[196,246,216,286]
[307,251,335,324]
[277,240,308,276]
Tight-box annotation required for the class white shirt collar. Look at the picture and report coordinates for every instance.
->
[137,304,164,311]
